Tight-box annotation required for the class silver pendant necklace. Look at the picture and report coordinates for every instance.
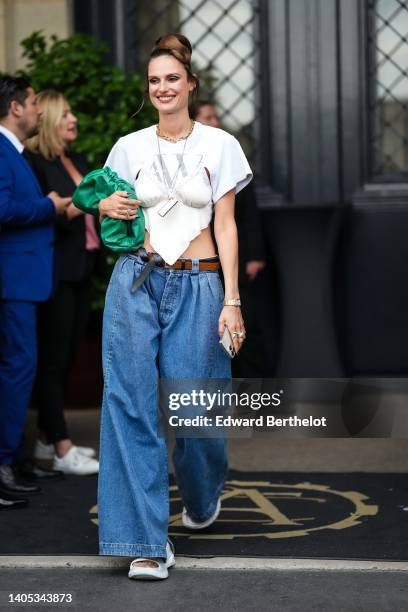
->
[156,133,189,217]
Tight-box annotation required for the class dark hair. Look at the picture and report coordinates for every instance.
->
[147,33,199,96]
[0,76,31,119]
[190,99,215,119]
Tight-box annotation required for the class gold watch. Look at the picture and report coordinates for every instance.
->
[223,298,241,307]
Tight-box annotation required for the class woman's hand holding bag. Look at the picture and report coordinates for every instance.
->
[72,167,145,252]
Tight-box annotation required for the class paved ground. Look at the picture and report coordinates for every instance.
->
[1,568,407,612]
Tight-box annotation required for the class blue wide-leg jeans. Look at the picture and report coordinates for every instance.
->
[98,253,230,558]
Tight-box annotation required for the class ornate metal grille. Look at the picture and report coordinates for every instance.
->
[129,0,261,162]
[368,0,408,177]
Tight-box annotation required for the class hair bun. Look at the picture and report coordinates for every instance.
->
[153,33,192,64]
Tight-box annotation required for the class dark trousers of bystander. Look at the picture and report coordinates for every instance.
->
[33,277,91,443]
[0,300,37,464]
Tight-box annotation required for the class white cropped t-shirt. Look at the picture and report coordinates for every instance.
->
[104,122,253,264]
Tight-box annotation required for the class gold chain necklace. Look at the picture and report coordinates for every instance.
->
[156,119,195,143]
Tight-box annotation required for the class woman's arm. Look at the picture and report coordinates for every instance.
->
[214,188,245,354]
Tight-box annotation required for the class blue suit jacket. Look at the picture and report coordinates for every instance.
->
[0,133,55,301]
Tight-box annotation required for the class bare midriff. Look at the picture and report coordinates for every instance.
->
[143,225,217,260]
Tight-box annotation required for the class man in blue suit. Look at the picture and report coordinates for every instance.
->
[0,76,70,509]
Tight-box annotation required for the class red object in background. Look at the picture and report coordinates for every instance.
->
[66,312,103,407]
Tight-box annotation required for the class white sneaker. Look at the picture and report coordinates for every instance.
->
[52,446,99,475]
[35,439,96,461]
[128,541,175,580]
[182,498,221,530]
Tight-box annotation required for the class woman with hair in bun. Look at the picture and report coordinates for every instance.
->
[96,33,252,580]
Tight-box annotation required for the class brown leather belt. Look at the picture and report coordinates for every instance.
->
[130,250,220,292]
[133,251,220,271]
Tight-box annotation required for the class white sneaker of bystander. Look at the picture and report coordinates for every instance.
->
[52,446,99,475]
[34,439,96,461]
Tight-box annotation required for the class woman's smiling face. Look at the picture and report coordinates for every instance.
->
[148,55,195,115]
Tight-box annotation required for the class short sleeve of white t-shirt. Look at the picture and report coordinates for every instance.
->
[104,139,137,184]
[204,130,252,204]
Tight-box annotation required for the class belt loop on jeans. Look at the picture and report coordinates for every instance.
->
[191,258,199,275]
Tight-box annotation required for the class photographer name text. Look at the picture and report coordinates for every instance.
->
[168,415,327,428]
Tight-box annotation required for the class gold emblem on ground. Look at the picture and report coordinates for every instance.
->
[89,479,378,539]
[168,479,378,539]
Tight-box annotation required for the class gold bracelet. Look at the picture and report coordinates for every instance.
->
[223,298,241,307]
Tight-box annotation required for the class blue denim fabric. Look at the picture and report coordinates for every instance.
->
[98,253,230,558]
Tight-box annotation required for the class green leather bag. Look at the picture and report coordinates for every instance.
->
[72,166,145,252]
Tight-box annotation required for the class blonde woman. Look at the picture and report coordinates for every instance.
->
[94,33,252,580]
[26,91,100,475]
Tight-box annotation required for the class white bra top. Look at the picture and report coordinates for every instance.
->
[104,122,252,264]
[135,165,213,209]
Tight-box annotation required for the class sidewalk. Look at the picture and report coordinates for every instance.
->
[1,568,407,612]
